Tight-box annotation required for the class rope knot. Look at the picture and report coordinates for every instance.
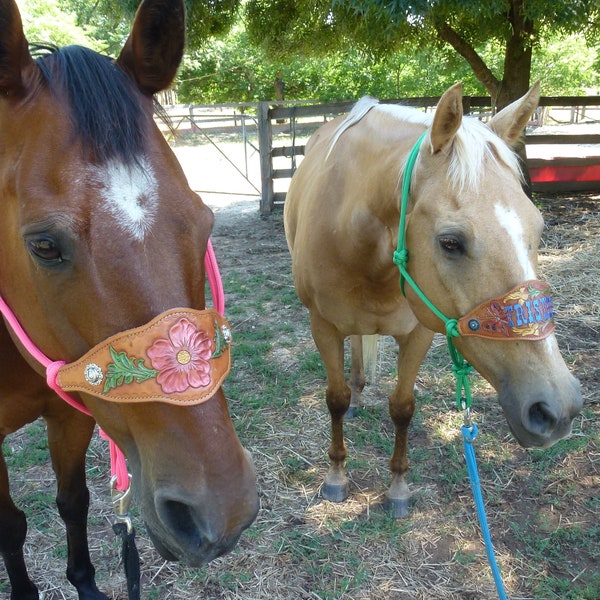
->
[46,360,67,392]
[452,362,473,378]
[392,249,408,268]
[445,318,460,339]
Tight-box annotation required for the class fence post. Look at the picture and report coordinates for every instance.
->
[257,101,274,214]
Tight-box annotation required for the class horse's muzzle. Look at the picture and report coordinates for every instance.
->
[148,495,258,566]
[499,375,583,448]
[142,449,259,567]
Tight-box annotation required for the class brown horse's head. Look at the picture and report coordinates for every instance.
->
[0,0,258,565]
[404,83,582,448]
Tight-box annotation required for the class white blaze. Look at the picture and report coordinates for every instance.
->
[92,157,159,241]
[494,203,536,280]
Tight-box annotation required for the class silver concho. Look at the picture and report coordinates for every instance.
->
[221,324,232,345]
[84,363,104,386]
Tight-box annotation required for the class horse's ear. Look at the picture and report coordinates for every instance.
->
[116,0,185,96]
[488,81,541,147]
[429,83,463,153]
[0,0,34,97]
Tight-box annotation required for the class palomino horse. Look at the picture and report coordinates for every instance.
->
[0,0,258,598]
[284,83,582,517]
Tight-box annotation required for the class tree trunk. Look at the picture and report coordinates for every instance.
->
[495,0,535,111]
[435,0,536,195]
[435,0,535,110]
[498,1,536,196]
[435,22,501,100]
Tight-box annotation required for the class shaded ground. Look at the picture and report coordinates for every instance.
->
[1,188,598,599]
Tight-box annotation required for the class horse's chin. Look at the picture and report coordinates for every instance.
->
[505,420,567,450]
[146,529,179,562]
[145,521,240,567]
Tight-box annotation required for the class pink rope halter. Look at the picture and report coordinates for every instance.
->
[0,240,225,492]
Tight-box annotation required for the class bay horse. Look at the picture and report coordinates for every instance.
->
[0,0,258,598]
[284,83,582,517]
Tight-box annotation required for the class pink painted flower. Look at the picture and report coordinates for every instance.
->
[147,318,213,394]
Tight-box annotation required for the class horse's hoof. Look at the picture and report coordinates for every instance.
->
[10,591,39,600]
[70,581,109,600]
[344,406,357,420]
[322,480,349,502]
[384,496,410,519]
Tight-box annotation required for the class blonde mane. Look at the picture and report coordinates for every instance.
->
[328,96,523,193]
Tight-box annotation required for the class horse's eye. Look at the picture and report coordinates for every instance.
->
[439,235,465,255]
[26,235,63,265]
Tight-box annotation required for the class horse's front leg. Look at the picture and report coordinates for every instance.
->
[387,325,434,518]
[0,438,39,600]
[45,405,109,600]
[310,312,350,502]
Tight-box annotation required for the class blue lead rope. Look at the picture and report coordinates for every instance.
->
[462,423,508,600]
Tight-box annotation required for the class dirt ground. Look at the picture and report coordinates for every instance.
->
[1,142,598,599]
[155,189,600,600]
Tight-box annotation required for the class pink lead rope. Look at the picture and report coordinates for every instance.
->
[205,239,225,317]
[0,241,225,492]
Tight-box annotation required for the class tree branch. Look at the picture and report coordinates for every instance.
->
[434,22,500,99]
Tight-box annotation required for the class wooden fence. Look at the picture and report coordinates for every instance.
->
[257,96,600,214]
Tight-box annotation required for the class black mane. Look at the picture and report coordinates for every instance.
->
[35,45,146,164]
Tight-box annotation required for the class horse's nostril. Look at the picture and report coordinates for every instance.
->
[157,499,215,547]
[527,401,558,435]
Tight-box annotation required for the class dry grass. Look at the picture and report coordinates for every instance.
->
[1,191,599,600]
[539,192,600,408]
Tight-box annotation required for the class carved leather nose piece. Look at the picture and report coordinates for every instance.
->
[57,308,232,405]
[457,280,555,341]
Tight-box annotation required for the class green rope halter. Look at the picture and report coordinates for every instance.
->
[392,130,473,410]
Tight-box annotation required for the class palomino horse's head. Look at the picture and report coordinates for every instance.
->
[0,0,258,565]
[403,83,582,447]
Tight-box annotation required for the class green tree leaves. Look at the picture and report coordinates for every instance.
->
[20,1,599,104]
[243,0,599,106]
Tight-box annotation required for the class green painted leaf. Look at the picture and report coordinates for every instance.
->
[103,347,158,393]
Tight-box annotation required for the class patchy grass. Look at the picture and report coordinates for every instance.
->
[1,191,598,599]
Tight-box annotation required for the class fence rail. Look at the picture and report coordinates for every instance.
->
[257,96,600,213]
